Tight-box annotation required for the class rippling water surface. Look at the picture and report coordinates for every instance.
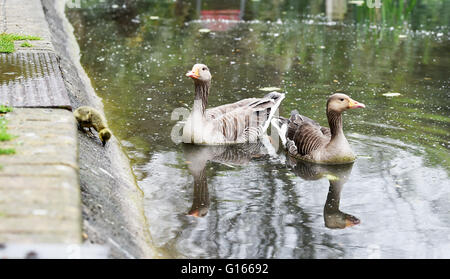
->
[67,0,449,258]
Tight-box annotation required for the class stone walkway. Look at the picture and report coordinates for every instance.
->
[0,109,80,244]
[0,0,83,255]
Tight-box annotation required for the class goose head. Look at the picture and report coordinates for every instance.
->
[74,107,92,123]
[186,64,211,83]
[327,93,366,113]
[99,128,112,146]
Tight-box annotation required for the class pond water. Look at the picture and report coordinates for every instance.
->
[67,0,449,258]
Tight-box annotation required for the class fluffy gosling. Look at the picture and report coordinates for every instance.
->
[74,106,112,146]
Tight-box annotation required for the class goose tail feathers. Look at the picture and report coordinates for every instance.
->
[259,92,285,134]
[270,116,289,147]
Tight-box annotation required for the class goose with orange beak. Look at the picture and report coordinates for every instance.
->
[183,63,285,145]
[272,93,366,164]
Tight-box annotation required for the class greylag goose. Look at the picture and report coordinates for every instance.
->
[288,158,360,229]
[272,93,365,164]
[74,106,112,146]
[183,64,285,145]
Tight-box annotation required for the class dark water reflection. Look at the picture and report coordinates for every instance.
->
[67,0,449,258]
[183,142,268,218]
[287,158,360,229]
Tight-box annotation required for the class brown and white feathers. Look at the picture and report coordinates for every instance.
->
[74,106,112,146]
[272,93,365,164]
[183,64,285,145]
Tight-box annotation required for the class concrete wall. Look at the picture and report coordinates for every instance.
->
[40,0,158,258]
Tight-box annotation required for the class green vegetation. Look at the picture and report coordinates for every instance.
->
[0,35,14,53]
[0,33,41,53]
[0,105,13,113]
[20,41,33,48]
[0,105,15,156]
[0,148,15,155]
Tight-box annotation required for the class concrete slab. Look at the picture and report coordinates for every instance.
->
[0,52,72,109]
[0,0,71,109]
[0,0,156,258]
[0,108,81,244]
[0,243,109,259]
[0,0,54,52]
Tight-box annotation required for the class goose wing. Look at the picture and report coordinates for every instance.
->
[287,112,330,157]
[209,92,285,143]
[291,122,330,156]
[206,98,259,119]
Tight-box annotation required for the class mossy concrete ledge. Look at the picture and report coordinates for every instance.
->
[41,0,159,258]
[0,0,84,258]
[0,109,80,244]
[0,0,157,258]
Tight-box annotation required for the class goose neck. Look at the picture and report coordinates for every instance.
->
[325,180,343,212]
[327,110,343,139]
[193,80,210,115]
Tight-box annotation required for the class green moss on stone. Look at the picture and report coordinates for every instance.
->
[20,42,33,48]
[0,148,15,155]
[0,33,41,53]
[0,105,16,155]
[0,105,13,113]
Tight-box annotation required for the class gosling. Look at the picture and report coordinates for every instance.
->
[74,106,112,146]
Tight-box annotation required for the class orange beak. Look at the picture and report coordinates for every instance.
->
[348,98,366,109]
[188,209,200,217]
[186,68,200,79]
[345,215,361,228]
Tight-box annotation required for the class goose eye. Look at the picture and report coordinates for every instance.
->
[202,67,207,71]
[340,98,344,101]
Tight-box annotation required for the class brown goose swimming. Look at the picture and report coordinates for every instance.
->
[272,93,365,164]
[183,64,285,145]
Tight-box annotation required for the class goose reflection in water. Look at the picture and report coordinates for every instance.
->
[287,158,360,229]
[182,142,269,217]
[182,140,360,229]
